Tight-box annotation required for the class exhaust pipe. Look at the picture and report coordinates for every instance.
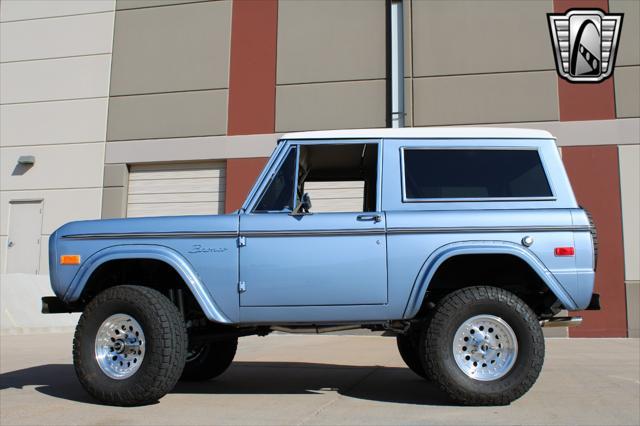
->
[540,316,583,328]
[270,325,362,334]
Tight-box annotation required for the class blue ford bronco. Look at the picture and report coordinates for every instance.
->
[43,128,599,406]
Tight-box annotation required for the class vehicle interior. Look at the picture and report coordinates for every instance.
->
[296,143,379,213]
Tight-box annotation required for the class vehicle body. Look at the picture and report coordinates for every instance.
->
[44,128,599,406]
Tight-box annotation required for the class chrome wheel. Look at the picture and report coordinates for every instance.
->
[452,314,518,381]
[94,313,146,380]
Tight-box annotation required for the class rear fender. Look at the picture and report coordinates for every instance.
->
[403,240,579,318]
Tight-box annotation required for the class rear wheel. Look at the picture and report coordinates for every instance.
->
[73,285,187,406]
[421,286,544,405]
[180,338,238,381]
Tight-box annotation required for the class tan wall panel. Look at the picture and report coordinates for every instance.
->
[0,144,104,191]
[610,0,640,66]
[1,99,108,147]
[107,89,227,141]
[619,144,640,282]
[0,188,102,236]
[413,71,559,126]
[0,12,114,62]
[412,0,554,77]
[110,0,231,95]
[102,187,127,219]
[277,0,385,84]
[116,0,207,10]
[0,55,111,104]
[0,0,115,22]
[276,80,386,132]
[615,66,640,118]
[0,236,6,274]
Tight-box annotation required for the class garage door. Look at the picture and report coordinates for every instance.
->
[127,162,225,217]
[304,181,364,212]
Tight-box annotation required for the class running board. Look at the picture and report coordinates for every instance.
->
[540,316,582,328]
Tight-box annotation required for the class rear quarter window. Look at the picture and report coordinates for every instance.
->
[402,149,553,200]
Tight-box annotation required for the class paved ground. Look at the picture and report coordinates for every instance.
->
[1,333,638,426]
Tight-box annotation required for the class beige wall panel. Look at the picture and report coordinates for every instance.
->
[404,77,413,127]
[619,144,640,282]
[103,163,129,188]
[39,235,50,275]
[0,236,6,274]
[0,0,114,22]
[611,0,640,66]
[627,281,640,338]
[277,0,385,84]
[0,144,104,191]
[102,187,127,219]
[116,0,207,10]
[615,66,640,118]
[107,89,227,141]
[110,0,231,95]
[0,188,102,236]
[1,12,114,62]
[1,98,108,147]
[105,133,279,164]
[412,0,554,77]
[0,55,111,104]
[413,71,559,126]
[276,80,386,132]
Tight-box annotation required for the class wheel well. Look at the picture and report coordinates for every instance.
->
[79,259,205,319]
[419,254,559,318]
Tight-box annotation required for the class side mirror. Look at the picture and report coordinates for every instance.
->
[292,193,312,215]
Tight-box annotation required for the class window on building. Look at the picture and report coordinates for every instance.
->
[403,149,552,200]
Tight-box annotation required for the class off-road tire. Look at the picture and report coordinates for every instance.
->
[181,338,238,381]
[396,330,428,379]
[420,286,544,405]
[73,285,187,406]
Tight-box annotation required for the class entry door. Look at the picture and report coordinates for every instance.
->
[239,212,387,307]
[6,200,43,274]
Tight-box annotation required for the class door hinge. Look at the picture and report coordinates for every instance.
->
[238,281,246,293]
[237,236,246,247]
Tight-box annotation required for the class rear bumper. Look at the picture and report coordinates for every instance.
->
[41,296,81,314]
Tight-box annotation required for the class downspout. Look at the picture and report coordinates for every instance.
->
[388,0,405,128]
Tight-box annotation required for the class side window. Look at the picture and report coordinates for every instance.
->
[403,149,552,200]
[254,147,297,212]
[297,143,379,213]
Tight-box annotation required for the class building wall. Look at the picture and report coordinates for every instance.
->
[1,0,638,336]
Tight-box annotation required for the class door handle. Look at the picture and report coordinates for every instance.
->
[7,241,14,248]
[357,214,382,223]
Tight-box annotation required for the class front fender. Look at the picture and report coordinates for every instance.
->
[62,244,232,323]
[402,240,579,318]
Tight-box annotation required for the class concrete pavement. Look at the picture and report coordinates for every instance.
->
[1,333,639,425]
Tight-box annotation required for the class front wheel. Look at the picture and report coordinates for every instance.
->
[420,286,544,405]
[73,285,187,406]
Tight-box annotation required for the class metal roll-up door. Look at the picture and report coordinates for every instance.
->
[127,162,225,217]
[304,181,364,212]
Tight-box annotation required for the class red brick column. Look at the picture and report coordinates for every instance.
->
[563,146,627,337]
[225,0,278,212]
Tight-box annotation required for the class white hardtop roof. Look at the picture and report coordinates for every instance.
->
[281,127,554,141]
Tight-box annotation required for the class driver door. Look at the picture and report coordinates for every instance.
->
[238,143,387,308]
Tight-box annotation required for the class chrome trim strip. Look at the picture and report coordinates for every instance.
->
[387,225,591,234]
[62,231,238,240]
[243,229,386,238]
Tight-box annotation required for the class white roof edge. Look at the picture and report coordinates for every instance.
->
[281,127,555,141]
